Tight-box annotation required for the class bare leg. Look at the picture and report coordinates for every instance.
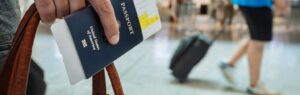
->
[219,38,249,84]
[247,40,265,87]
[228,37,250,66]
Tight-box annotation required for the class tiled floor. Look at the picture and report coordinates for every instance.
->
[31,19,300,95]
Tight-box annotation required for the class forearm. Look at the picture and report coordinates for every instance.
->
[274,0,288,10]
[171,0,177,15]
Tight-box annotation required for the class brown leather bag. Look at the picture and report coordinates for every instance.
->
[0,4,124,95]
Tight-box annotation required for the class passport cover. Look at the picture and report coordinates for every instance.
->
[51,0,161,84]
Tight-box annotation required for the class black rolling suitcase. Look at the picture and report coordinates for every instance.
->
[170,30,224,83]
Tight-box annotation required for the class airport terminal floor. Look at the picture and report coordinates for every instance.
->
[32,12,300,95]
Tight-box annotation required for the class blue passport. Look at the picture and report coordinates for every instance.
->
[51,0,161,84]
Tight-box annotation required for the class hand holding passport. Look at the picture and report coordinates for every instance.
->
[50,0,161,84]
[35,0,120,44]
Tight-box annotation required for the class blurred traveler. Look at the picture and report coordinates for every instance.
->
[176,0,194,32]
[219,0,287,94]
[157,0,178,23]
[221,0,236,26]
[210,0,236,25]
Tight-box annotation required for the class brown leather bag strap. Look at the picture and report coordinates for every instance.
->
[0,4,40,95]
[93,69,107,95]
[106,64,124,95]
[93,64,124,95]
[0,4,124,95]
[92,67,124,95]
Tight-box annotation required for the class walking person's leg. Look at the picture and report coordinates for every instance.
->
[226,6,278,94]
[220,5,279,93]
[243,7,279,94]
[228,38,249,67]
[220,37,249,83]
[247,40,265,87]
[246,40,280,95]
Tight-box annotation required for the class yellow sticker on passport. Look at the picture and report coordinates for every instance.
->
[134,0,161,39]
[139,13,159,31]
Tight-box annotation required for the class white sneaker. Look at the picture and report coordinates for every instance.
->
[219,62,234,84]
[247,83,280,95]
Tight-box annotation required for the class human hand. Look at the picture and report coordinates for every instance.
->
[223,0,231,5]
[34,0,120,45]
[275,0,289,11]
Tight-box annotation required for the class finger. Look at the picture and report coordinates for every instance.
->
[53,0,70,18]
[34,0,56,24]
[89,0,120,45]
[69,0,86,12]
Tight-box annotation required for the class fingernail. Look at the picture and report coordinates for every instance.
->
[110,34,119,45]
[41,20,54,25]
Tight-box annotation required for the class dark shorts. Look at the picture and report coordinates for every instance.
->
[240,6,273,41]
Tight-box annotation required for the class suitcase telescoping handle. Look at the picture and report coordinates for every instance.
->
[0,4,124,95]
